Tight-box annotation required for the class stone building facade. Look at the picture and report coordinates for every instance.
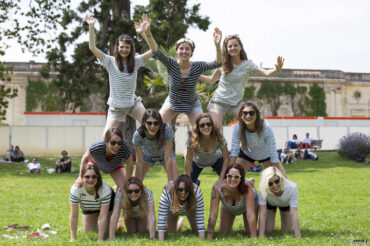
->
[1,62,370,126]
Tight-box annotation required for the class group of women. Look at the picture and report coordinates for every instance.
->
[69,14,300,241]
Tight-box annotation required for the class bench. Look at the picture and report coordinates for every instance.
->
[285,139,323,149]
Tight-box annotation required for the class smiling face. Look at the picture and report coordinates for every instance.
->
[106,134,123,155]
[241,105,257,126]
[145,116,160,137]
[83,169,98,189]
[176,42,193,61]
[198,117,213,136]
[127,183,142,202]
[226,168,242,188]
[226,38,242,58]
[118,40,131,58]
[177,181,190,202]
[268,175,281,194]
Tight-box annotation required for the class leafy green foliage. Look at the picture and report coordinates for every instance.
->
[306,84,327,116]
[0,63,17,120]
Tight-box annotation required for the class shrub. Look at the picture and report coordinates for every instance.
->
[338,132,370,163]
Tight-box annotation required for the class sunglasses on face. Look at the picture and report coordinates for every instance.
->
[146,121,160,126]
[179,78,186,91]
[177,188,188,193]
[242,110,256,117]
[110,140,123,146]
[199,122,212,128]
[268,178,280,187]
[127,189,141,194]
[84,175,97,180]
[226,174,241,179]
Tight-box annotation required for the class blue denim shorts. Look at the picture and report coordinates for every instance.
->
[163,96,203,114]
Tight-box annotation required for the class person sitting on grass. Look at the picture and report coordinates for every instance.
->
[207,164,257,239]
[280,147,295,164]
[12,146,25,162]
[303,148,318,161]
[294,149,303,160]
[110,177,156,240]
[27,157,41,174]
[258,166,301,238]
[56,150,72,173]
[157,174,205,241]
[70,163,117,241]
[4,144,14,162]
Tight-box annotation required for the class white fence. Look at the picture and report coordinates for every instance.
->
[1,124,369,156]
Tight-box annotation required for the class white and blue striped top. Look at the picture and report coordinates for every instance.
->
[157,185,205,232]
[101,53,146,108]
[230,120,279,163]
[70,182,112,211]
[89,141,131,174]
[153,49,220,113]
[132,124,174,162]
[185,136,227,168]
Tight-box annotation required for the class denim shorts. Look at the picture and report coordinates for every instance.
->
[207,100,244,115]
[107,96,144,122]
[143,150,176,166]
[163,96,203,114]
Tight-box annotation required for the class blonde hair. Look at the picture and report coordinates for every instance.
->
[121,177,148,218]
[259,166,285,199]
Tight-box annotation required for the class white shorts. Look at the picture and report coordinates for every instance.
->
[207,100,244,115]
[107,97,144,122]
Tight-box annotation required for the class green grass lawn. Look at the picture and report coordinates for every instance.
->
[0,152,369,245]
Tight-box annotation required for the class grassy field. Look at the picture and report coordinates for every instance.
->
[0,152,369,245]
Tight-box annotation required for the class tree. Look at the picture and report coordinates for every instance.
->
[0,63,18,121]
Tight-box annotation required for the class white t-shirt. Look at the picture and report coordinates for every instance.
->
[27,162,41,170]
[69,182,112,211]
[258,179,298,208]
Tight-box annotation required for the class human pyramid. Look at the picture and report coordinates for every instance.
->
[69,14,300,241]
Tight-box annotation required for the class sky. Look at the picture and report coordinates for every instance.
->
[3,0,370,73]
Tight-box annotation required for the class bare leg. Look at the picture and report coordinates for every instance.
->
[83,213,99,232]
[131,105,146,123]
[102,119,122,140]
[110,167,126,190]
[262,160,288,179]
[232,105,242,120]
[208,109,224,130]
[265,209,276,233]
[135,162,151,182]
[236,157,253,176]
[162,158,179,181]
[167,215,179,233]
[124,217,138,233]
[159,106,177,124]
[136,216,149,232]
[187,112,202,128]
[280,210,293,232]
[219,205,236,233]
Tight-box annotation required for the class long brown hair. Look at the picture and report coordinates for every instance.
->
[224,164,248,194]
[121,177,148,218]
[190,113,223,151]
[172,175,196,214]
[238,101,264,151]
[138,109,166,149]
[103,127,123,143]
[113,34,136,73]
[81,163,103,201]
[222,35,248,74]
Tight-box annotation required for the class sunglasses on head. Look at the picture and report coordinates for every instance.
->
[268,177,280,187]
[146,121,160,126]
[84,175,97,180]
[127,189,141,194]
[199,122,212,128]
[177,188,188,193]
[226,174,241,179]
[119,34,132,40]
[179,78,186,91]
[176,38,195,48]
[110,140,123,146]
[242,110,256,116]
[225,34,239,39]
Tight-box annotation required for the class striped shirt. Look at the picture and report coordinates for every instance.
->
[89,141,131,174]
[114,188,154,218]
[258,179,298,208]
[185,136,227,168]
[158,185,205,232]
[132,124,174,162]
[101,54,146,108]
[230,120,279,163]
[69,182,112,211]
[153,49,220,113]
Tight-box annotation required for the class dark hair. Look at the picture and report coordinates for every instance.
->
[104,127,123,143]
[81,163,103,201]
[190,113,223,151]
[224,164,248,194]
[122,177,148,218]
[293,134,297,139]
[113,34,135,73]
[172,175,196,214]
[61,150,68,155]
[238,101,264,151]
[222,35,248,74]
[138,109,166,150]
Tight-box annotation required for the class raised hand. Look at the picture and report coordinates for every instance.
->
[85,14,95,26]
[141,13,151,33]
[275,56,285,71]
[213,27,222,46]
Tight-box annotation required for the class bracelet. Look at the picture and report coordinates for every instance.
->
[146,34,152,38]
[169,180,174,184]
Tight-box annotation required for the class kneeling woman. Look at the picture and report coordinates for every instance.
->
[133,109,178,183]
[158,174,205,241]
[207,164,257,239]
[185,113,229,185]
[111,177,156,239]
[258,167,301,238]
[70,163,117,241]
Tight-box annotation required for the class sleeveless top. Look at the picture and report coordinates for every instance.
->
[217,187,246,215]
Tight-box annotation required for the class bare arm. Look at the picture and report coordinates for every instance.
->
[290,207,301,238]
[184,147,194,177]
[134,15,153,62]
[213,27,222,63]
[254,56,284,77]
[97,204,110,241]
[219,146,229,180]
[69,204,79,241]
[148,203,156,240]
[125,155,134,179]
[138,14,159,52]
[85,15,103,62]
[134,146,144,181]
[164,140,175,182]
[258,205,267,237]
[207,187,220,239]
[198,69,221,84]
[109,188,121,239]
[245,184,257,238]
[75,149,92,187]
